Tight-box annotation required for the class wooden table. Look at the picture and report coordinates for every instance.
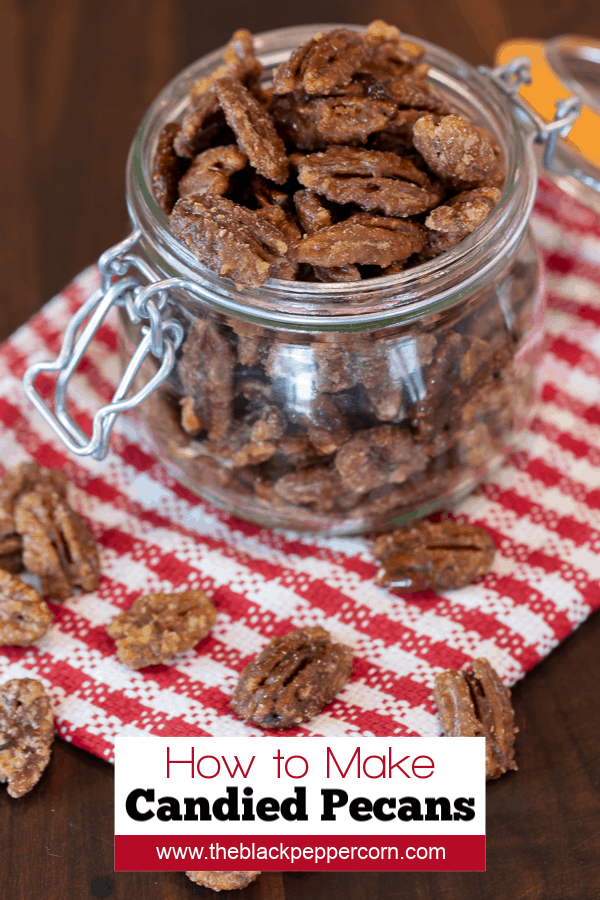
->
[2,1,600,898]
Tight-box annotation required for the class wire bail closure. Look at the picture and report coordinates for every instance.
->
[479,57,586,182]
[22,230,191,460]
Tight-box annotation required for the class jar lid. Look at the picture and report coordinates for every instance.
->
[495,37,600,203]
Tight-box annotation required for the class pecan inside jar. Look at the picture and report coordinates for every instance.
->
[230,626,353,729]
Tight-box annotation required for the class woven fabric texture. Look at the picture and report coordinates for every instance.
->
[1,178,599,763]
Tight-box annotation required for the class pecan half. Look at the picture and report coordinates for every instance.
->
[0,570,52,646]
[297,147,442,217]
[170,194,288,287]
[13,488,101,601]
[177,145,247,199]
[230,626,353,729]
[186,872,261,892]
[434,658,517,780]
[214,76,289,184]
[335,424,427,493]
[152,123,189,214]
[0,462,67,541]
[413,114,504,189]
[296,214,427,268]
[107,589,217,670]
[0,678,54,798]
[373,520,495,592]
[179,318,235,440]
[273,28,367,95]
[425,186,501,234]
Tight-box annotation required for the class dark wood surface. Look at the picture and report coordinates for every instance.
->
[2,1,600,898]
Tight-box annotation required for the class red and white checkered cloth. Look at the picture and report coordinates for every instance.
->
[1,178,599,763]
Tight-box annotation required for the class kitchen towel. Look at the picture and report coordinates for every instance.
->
[1,176,599,762]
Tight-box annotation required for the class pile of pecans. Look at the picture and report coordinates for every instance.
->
[153,21,504,287]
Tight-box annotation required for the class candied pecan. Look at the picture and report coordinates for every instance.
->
[306,394,350,455]
[272,466,343,511]
[294,190,332,233]
[178,145,247,199]
[0,535,22,574]
[273,28,367,95]
[248,170,290,208]
[230,626,353,729]
[380,73,448,113]
[256,206,300,280]
[14,489,100,601]
[186,871,261,892]
[313,342,354,393]
[287,95,396,147]
[170,194,288,287]
[179,318,235,440]
[0,678,54,798]
[214,76,288,184]
[188,29,263,106]
[413,114,504,189]
[297,147,442,217]
[107,589,217,669]
[373,519,495,592]
[232,320,271,367]
[313,263,361,282]
[270,94,328,151]
[0,570,52,646]
[409,330,464,443]
[0,462,67,541]
[425,186,501,234]
[434,658,517,780]
[362,20,425,77]
[335,424,427,493]
[174,91,224,159]
[369,108,432,154]
[152,123,189,214]
[296,214,427,268]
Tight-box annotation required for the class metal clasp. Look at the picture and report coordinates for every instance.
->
[23,230,189,461]
[479,57,590,182]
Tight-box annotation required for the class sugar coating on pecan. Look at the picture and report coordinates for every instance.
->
[434,657,517,780]
[14,487,100,601]
[0,678,54,798]
[425,186,501,234]
[170,194,289,287]
[186,871,261,891]
[107,589,217,669]
[273,28,367,95]
[413,114,503,189]
[297,213,426,268]
[152,123,189,213]
[373,519,495,592]
[215,76,289,184]
[231,626,353,729]
[178,145,248,200]
[0,570,52,646]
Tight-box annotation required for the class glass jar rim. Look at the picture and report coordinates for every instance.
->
[126,23,538,329]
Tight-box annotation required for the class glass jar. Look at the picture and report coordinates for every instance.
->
[27,25,553,535]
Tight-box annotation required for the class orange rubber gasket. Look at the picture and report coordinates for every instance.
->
[495,39,600,169]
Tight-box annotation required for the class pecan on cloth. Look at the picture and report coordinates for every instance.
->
[231,626,353,729]
[186,871,261,892]
[373,519,495,592]
[434,658,518,780]
[107,589,217,669]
